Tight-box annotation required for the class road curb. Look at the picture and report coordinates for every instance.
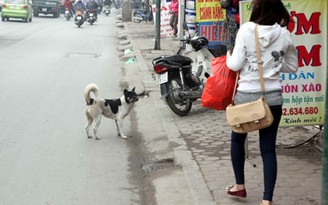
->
[120,22,216,205]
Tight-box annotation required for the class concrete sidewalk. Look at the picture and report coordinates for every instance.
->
[117,19,323,205]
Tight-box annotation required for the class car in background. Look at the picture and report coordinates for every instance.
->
[32,0,61,18]
[1,0,32,22]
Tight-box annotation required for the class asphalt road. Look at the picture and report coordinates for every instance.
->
[0,11,146,205]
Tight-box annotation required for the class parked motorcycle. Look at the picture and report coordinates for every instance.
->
[152,25,215,116]
[132,6,152,23]
[103,5,110,16]
[64,8,73,21]
[74,9,84,27]
[86,9,97,25]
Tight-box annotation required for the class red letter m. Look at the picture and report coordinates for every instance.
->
[294,12,321,35]
[297,45,321,67]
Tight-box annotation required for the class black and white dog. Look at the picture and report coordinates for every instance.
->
[84,83,138,139]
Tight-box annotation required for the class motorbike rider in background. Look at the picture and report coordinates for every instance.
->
[74,0,86,22]
[64,0,74,16]
[85,0,98,20]
[96,0,103,13]
[103,0,111,7]
[112,0,120,9]
[103,0,111,15]
[74,0,86,11]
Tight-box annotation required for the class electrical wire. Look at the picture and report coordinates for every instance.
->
[276,126,323,151]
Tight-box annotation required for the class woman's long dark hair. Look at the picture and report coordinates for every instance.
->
[250,0,290,27]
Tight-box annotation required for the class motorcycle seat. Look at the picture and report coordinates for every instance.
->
[159,54,193,67]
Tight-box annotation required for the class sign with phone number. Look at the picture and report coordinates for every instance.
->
[240,0,327,126]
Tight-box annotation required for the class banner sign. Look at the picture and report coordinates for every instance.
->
[240,0,327,126]
[195,0,226,22]
[198,21,229,48]
[153,3,174,38]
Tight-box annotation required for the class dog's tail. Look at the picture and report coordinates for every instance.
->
[84,83,99,105]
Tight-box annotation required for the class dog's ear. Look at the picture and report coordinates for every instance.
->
[131,87,136,92]
[124,89,128,94]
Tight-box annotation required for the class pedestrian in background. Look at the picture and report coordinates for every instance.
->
[169,0,179,37]
[225,0,298,205]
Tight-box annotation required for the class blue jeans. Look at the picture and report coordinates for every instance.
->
[230,105,282,201]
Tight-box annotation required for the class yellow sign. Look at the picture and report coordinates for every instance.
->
[196,0,226,22]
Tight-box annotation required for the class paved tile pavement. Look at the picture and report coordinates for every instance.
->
[172,104,322,205]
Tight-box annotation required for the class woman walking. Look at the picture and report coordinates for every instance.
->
[225,0,298,204]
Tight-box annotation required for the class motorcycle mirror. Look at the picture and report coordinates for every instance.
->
[182,22,191,39]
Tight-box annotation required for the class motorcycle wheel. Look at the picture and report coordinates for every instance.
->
[165,77,192,116]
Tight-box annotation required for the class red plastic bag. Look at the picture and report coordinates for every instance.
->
[201,56,237,110]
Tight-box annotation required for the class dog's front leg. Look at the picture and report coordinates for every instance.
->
[115,118,127,139]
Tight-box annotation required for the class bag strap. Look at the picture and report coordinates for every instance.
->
[231,25,265,103]
[231,70,239,103]
[255,25,266,95]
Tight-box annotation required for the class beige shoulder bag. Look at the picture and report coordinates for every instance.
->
[225,25,274,133]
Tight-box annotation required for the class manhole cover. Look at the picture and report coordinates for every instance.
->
[66,53,100,58]
[141,158,174,174]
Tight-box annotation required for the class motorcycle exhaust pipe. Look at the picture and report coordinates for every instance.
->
[178,90,203,100]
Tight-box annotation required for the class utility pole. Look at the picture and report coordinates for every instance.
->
[154,0,161,50]
[321,2,328,203]
[178,0,185,47]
